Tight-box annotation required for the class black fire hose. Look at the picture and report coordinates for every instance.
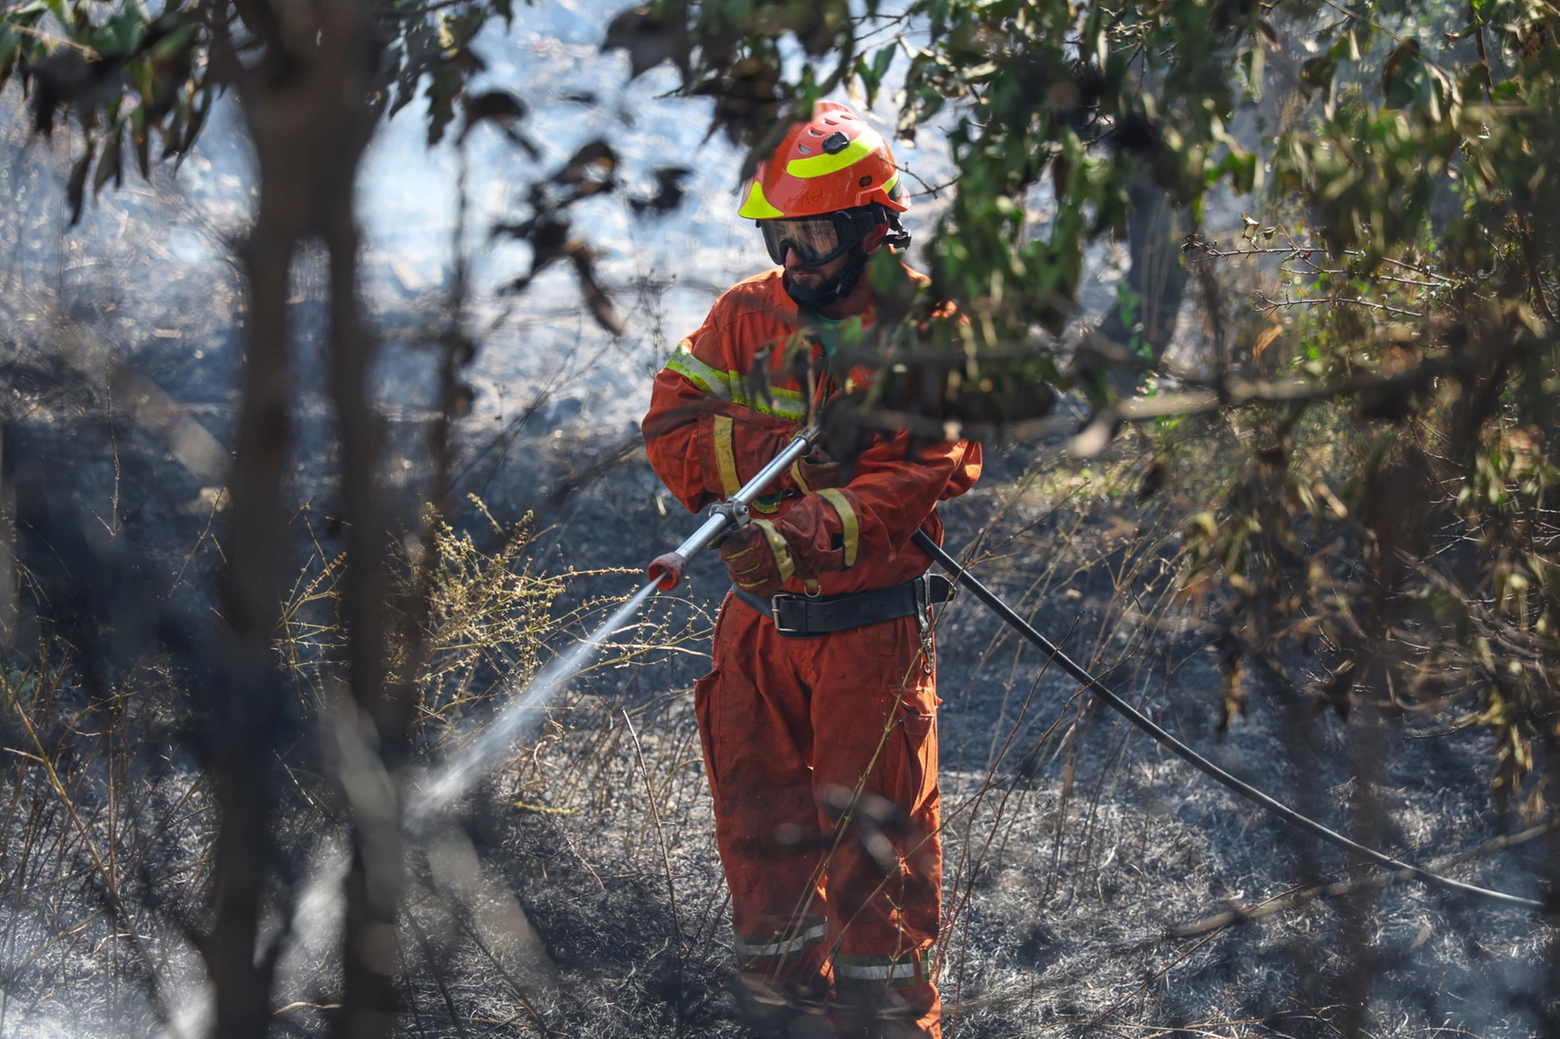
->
[913,529,1547,913]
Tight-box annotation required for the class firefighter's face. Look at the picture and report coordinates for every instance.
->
[783,245,851,290]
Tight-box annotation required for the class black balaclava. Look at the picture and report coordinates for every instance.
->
[783,247,871,309]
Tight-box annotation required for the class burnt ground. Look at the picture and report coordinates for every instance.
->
[446,432,1554,1039]
[0,80,1552,1039]
[1,345,1554,1039]
[0,237,1553,1035]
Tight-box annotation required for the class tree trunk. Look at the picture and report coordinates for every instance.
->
[1093,174,1188,391]
[204,143,306,1039]
[203,2,400,1036]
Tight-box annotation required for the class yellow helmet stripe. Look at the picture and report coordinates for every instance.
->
[738,179,786,219]
[785,127,884,179]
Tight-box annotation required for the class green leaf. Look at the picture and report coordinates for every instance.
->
[854,42,895,108]
[129,57,153,103]
[0,28,18,94]
[854,54,877,106]
[1491,79,1520,103]
[1206,148,1257,193]
[67,138,94,226]
[132,102,150,178]
[181,84,211,154]
[147,23,193,62]
[93,123,122,196]
[872,40,894,80]
[424,63,463,146]
[1300,55,1337,97]
[1381,40,1422,109]
[94,8,147,56]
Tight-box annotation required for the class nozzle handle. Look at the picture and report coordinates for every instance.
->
[646,428,817,592]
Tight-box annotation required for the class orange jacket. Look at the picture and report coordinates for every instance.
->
[642,269,982,597]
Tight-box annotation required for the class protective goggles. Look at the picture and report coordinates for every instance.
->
[757,207,885,266]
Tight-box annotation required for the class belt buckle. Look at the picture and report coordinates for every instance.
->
[770,593,807,637]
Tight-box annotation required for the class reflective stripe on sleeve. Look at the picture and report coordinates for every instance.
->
[758,386,807,421]
[665,345,733,401]
[833,948,931,987]
[816,488,859,568]
[733,918,828,961]
[662,346,808,421]
[712,414,742,497]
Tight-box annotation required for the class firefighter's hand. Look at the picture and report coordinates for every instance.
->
[789,447,846,493]
[719,520,800,597]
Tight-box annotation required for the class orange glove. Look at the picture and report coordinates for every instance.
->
[789,448,848,494]
[719,520,806,596]
[719,490,863,596]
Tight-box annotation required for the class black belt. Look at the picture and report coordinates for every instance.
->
[731,574,956,639]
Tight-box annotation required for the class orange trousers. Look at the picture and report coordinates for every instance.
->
[694,594,943,1037]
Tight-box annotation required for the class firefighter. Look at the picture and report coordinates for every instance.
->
[641,100,981,1038]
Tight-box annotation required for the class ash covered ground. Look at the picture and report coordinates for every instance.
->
[0,2,1553,1036]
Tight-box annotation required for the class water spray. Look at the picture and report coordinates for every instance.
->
[408,426,818,825]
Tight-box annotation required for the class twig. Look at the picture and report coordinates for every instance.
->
[623,709,684,949]
[406,909,473,1039]
[1255,292,1424,319]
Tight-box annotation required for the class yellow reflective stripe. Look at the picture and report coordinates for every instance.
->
[880,171,899,197]
[665,348,808,420]
[712,415,742,497]
[665,346,732,401]
[768,386,807,405]
[754,392,807,421]
[786,127,885,179]
[751,519,795,583]
[738,179,787,219]
[790,459,812,496]
[817,489,859,568]
[738,384,807,421]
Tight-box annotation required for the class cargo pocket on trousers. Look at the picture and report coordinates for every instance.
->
[898,706,938,811]
[694,669,722,799]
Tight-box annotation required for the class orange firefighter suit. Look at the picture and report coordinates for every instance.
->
[642,268,982,1035]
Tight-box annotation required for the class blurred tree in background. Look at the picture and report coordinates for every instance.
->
[606,0,1560,1027]
[605,0,1560,836]
[4,2,541,1036]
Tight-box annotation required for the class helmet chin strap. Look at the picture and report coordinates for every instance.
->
[784,248,870,310]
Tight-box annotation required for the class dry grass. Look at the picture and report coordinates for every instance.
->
[0,424,1551,1038]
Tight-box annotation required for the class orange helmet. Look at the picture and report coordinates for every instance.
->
[738,101,908,220]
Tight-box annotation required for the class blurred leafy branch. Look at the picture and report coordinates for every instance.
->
[593,0,1560,807]
[2,0,514,217]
